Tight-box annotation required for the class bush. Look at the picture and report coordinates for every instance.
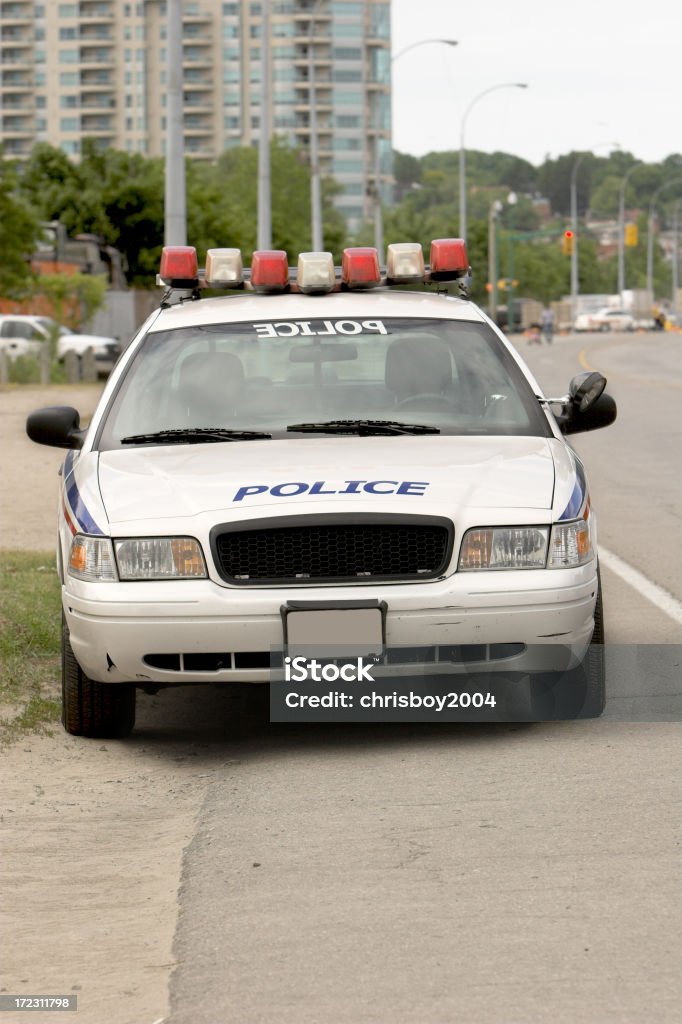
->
[7,354,40,384]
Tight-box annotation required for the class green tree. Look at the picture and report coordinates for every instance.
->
[0,156,39,297]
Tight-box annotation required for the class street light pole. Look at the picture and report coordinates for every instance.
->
[308,1,324,251]
[617,162,642,296]
[647,177,682,298]
[377,38,459,258]
[256,0,271,249]
[164,0,186,246]
[569,142,618,327]
[673,199,681,319]
[459,83,527,242]
[488,200,502,323]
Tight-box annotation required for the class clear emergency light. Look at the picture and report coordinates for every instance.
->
[297,252,335,294]
[250,250,289,292]
[386,242,425,282]
[342,247,381,288]
[205,248,243,287]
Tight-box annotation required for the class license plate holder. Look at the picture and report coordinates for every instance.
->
[281,600,386,659]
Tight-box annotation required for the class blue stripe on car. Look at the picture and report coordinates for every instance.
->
[65,475,104,535]
[558,459,586,520]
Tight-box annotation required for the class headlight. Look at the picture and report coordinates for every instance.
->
[68,535,117,581]
[458,527,549,570]
[548,518,593,568]
[114,537,206,580]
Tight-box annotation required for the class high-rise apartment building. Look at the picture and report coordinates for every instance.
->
[0,0,391,230]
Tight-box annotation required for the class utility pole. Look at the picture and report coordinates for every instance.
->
[257,0,272,249]
[308,2,323,252]
[164,0,186,246]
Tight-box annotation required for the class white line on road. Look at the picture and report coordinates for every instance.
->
[600,547,682,626]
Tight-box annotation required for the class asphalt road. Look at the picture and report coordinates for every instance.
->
[159,329,681,1024]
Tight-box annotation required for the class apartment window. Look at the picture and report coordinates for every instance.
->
[334,137,361,149]
[60,117,80,131]
[126,117,133,130]
[333,47,362,60]
[61,140,80,155]
[250,3,262,14]
[59,27,78,39]
[330,2,362,12]
[58,3,78,15]
[332,22,363,37]
[332,159,363,173]
[59,49,79,63]
[60,95,79,108]
[36,117,48,131]
[35,71,46,86]
[249,24,262,38]
[59,72,78,85]
[335,114,360,128]
[223,3,238,13]
[223,24,238,36]
[333,69,361,83]
[251,115,260,129]
[333,91,362,106]
[36,96,47,109]
[224,115,239,129]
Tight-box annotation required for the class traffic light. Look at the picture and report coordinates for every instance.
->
[561,229,574,255]
[625,223,639,247]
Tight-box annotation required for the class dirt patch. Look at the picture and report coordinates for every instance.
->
[0,385,103,546]
[0,384,199,1024]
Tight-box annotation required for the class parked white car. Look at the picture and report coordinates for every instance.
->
[26,240,617,737]
[574,308,635,332]
[0,314,121,373]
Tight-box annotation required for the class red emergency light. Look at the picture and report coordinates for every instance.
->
[429,238,469,280]
[159,246,198,285]
[250,250,289,292]
[342,247,381,288]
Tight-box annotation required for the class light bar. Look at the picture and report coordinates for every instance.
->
[159,246,198,286]
[429,238,469,280]
[251,250,289,292]
[342,247,381,289]
[205,248,243,287]
[386,242,425,283]
[297,251,335,294]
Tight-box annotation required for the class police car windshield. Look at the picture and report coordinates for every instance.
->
[98,317,550,448]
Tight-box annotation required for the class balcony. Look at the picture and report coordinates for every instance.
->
[81,115,114,133]
[79,70,113,87]
[0,46,33,67]
[80,91,115,109]
[78,1,114,21]
[0,5,33,25]
[79,26,113,41]
[0,72,32,89]
[79,45,114,66]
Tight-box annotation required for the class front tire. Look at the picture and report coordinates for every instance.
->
[62,614,136,738]
[531,567,605,720]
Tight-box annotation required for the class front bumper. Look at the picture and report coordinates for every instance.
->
[63,562,599,685]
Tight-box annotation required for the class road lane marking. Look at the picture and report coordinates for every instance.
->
[600,547,682,625]
[578,348,596,371]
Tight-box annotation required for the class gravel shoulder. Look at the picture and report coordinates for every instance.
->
[0,385,199,1024]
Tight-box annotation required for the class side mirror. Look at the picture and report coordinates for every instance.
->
[560,391,617,435]
[26,406,85,449]
[568,371,607,412]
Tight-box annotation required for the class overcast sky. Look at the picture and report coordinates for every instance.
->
[390,0,681,167]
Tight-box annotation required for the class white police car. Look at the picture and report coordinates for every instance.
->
[27,240,616,736]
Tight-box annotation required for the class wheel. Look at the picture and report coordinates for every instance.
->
[62,613,136,738]
[530,565,605,721]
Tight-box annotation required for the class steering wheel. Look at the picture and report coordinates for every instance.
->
[395,393,453,413]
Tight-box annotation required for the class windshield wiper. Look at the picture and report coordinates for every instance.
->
[120,427,271,445]
[286,419,440,436]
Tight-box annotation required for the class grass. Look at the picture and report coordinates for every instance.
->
[0,550,62,743]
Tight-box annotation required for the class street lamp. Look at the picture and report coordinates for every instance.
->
[308,0,327,251]
[459,83,527,243]
[569,142,618,328]
[647,177,682,299]
[488,199,503,323]
[257,0,271,249]
[376,38,459,259]
[617,162,643,296]
[673,199,681,320]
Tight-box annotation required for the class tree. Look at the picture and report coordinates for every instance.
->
[0,156,39,297]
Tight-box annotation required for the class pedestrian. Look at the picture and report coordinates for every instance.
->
[540,305,554,344]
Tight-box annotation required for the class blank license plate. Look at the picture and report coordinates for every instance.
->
[284,607,384,659]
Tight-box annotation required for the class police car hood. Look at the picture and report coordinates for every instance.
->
[97,435,556,526]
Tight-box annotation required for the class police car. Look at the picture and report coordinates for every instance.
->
[26,240,616,737]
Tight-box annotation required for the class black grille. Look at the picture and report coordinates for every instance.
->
[211,515,453,585]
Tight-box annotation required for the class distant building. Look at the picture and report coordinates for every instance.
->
[0,0,392,231]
